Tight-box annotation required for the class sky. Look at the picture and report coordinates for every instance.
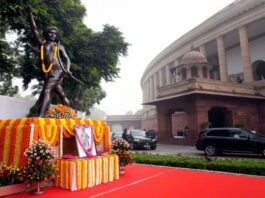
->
[13,0,235,115]
[80,0,235,115]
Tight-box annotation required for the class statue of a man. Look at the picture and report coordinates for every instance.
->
[25,6,71,117]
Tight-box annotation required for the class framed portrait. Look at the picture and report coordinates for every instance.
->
[74,124,97,158]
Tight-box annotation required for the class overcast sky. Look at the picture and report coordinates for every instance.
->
[13,0,235,115]
[81,0,235,115]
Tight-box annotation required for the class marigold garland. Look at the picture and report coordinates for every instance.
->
[41,40,58,73]
[46,104,77,119]
[8,126,17,166]
[19,124,31,167]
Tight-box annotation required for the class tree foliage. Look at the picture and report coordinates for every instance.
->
[0,0,129,114]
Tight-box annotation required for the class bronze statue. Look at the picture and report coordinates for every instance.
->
[25,6,82,117]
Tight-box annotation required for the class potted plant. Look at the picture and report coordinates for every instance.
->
[111,138,134,174]
[201,121,211,130]
[21,140,56,195]
[0,165,25,197]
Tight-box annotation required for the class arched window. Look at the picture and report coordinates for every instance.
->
[181,69,186,80]
[191,66,198,77]
[203,66,208,78]
[252,60,265,81]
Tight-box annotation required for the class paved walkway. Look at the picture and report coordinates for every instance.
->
[131,144,198,156]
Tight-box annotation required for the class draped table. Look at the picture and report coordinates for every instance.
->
[55,154,119,191]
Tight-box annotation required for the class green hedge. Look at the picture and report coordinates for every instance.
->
[132,153,265,176]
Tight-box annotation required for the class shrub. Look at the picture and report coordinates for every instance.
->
[132,153,265,176]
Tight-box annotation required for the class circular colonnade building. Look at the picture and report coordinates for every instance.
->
[140,0,265,145]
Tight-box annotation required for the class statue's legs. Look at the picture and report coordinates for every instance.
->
[54,84,70,106]
[38,88,51,117]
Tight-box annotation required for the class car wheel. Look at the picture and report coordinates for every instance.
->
[204,145,217,156]
[150,145,157,150]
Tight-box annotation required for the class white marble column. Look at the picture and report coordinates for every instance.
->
[238,26,253,82]
[143,83,147,102]
[217,36,228,82]
[147,79,150,101]
[166,65,171,85]
[198,66,203,78]
[186,67,192,79]
[150,76,154,100]
[159,69,163,87]
[199,45,207,57]
[154,73,158,99]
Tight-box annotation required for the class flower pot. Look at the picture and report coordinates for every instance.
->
[0,183,25,197]
[119,166,126,175]
[31,182,45,195]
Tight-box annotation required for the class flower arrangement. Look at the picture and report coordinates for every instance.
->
[21,140,56,186]
[111,138,134,167]
[0,165,21,187]
[46,104,77,119]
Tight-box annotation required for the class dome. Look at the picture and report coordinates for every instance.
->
[180,51,208,65]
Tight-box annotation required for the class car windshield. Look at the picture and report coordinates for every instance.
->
[113,132,122,136]
[243,130,255,138]
[130,130,146,137]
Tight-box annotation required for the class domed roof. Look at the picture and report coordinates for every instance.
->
[180,51,208,65]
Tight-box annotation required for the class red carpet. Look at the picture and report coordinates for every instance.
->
[7,164,265,198]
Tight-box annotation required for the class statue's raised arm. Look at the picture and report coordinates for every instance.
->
[24,6,42,45]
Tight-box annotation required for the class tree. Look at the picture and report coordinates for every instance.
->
[0,35,20,96]
[0,0,129,114]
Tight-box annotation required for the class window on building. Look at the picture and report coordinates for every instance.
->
[181,69,186,80]
[191,66,198,77]
[203,67,208,78]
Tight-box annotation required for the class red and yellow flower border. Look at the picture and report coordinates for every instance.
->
[55,154,119,190]
[0,118,110,168]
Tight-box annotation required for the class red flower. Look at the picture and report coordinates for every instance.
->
[49,175,53,180]
[31,182,36,186]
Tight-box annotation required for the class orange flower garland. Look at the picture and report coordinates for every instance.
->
[46,104,77,119]
[93,121,104,145]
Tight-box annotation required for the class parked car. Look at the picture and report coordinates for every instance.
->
[196,128,265,157]
[111,131,123,141]
[127,129,157,150]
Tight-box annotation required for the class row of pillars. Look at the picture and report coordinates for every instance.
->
[143,25,254,103]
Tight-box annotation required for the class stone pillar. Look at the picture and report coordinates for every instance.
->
[142,84,145,103]
[147,79,150,101]
[238,26,253,82]
[186,67,192,79]
[185,96,209,145]
[175,59,180,82]
[150,76,154,100]
[159,69,163,87]
[156,104,172,142]
[166,65,171,85]
[199,45,207,57]
[217,36,228,82]
[144,83,147,102]
[197,66,203,79]
[154,73,158,99]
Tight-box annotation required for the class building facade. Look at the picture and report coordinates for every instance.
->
[105,115,142,132]
[140,0,265,145]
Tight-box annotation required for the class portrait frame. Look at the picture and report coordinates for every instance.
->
[74,124,97,158]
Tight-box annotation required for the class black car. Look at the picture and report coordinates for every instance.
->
[127,129,157,150]
[196,128,265,157]
[111,131,123,141]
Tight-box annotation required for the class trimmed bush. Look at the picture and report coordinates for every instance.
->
[132,153,265,176]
